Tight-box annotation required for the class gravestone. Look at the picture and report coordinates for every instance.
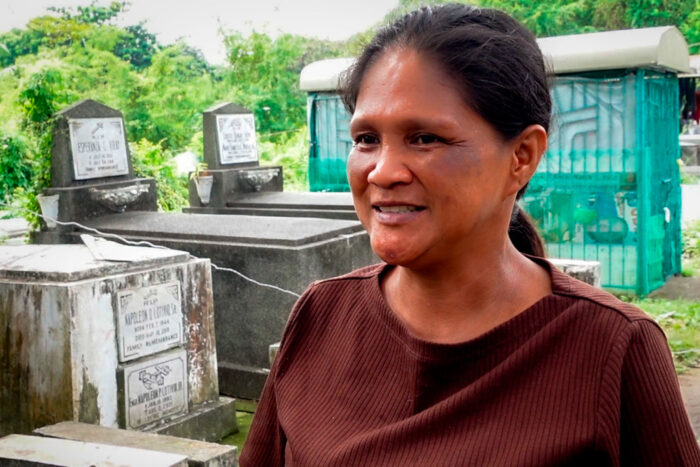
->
[35,99,157,242]
[77,212,376,399]
[184,103,357,219]
[187,103,283,209]
[0,242,236,441]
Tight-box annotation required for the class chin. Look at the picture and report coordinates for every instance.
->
[371,241,420,266]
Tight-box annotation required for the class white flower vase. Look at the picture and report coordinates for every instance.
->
[36,193,60,229]
[194,175,214,205]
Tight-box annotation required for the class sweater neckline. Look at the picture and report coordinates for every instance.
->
[370,257,575,361]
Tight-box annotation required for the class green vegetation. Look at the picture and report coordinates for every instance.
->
[682,220,700,277]
[625,298,700,373]
[1,0,698,216]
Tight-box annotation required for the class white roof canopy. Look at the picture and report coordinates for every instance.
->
[300,26,689,92]
[538,26,689,74]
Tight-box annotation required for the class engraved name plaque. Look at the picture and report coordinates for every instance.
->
[117,282,183,362]
[123,350,188,429]
[216,114,258,164]
[69,117,129,180]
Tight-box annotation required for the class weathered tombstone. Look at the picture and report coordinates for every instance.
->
[187,103,283,209]
[0,242,236,441]
[34,99,157,242]
[78,212,376,398]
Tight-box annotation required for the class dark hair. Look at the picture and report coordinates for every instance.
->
[342,3,549,257]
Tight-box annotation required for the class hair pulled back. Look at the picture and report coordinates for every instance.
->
[342,3,550,257]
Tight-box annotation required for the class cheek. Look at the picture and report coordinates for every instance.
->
[347,151,372,194]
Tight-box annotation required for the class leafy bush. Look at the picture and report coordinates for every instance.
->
[629,297,700,372]
[0,134,32,201]
[130,139,188,212]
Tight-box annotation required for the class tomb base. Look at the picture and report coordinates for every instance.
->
[185,191,357,220]
[188,166,283,208]
[147,396,238,443]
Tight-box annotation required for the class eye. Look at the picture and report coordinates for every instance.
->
[352,133,379,147]
[410,133,445,145]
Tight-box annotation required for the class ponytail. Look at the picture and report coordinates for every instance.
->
[509,203,545,258]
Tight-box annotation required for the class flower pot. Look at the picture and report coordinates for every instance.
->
[194,175,214,205]
[36,193,60,229]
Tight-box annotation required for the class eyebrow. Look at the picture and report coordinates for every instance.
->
[349,115,460,133]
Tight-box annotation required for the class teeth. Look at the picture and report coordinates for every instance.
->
[377,206,418,213]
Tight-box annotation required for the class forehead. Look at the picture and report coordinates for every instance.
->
[352,48,472,127]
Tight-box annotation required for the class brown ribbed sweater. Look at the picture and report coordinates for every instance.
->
[241,260,700,466]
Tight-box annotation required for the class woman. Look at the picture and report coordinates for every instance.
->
[241,4,700,465]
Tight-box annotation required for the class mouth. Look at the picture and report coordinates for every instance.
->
[373,205,425,213]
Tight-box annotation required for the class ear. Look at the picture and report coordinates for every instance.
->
[505,124,547,197]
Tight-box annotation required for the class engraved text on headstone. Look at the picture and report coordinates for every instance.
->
[123,350,188,429]
[117,282,183,362]
[69,117,129,180]
[216,114,258,164]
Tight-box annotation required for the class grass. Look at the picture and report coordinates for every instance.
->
[620,297,700,373]
[220,399,257,454]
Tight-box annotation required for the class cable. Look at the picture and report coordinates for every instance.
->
[0,202,301,298]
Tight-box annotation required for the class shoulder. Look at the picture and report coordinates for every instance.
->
[298,263,387,302]
[284,263,387,330]
[546,259,657,326]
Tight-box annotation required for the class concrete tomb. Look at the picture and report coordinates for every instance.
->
[78,211,375,399]
[36,99,157,241]
[187,102,283,209]
[184,102,357,220]
[0,242,236,441]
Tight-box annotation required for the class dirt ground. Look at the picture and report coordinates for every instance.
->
[680,371,700,437]
[649,276,700,436]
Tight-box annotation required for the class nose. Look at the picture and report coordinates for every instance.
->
[366,143,413,188]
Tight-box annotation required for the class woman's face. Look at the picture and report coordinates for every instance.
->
[347,47,521,269]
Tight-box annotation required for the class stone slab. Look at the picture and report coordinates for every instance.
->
[35,421,237,467]
[119,349,189,430]
[0,434,187,466]
[0,244,189,282]
[185,191,358,219]
[148,396,238,443]
[84,211,365,246]
[229,192,355,210]
[184,206,358,220]
[51,99,135,187]
[0,214,30,239]
[218,363,270,401]
[549,258,601,287]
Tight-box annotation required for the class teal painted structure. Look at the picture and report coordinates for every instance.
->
[305,68,682,295]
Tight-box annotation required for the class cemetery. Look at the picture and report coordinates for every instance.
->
[0,1,699,463]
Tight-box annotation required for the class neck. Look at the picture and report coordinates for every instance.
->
[383,239,550,343]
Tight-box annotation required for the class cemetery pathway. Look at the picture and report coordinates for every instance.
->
[680,370,700,437]
[650,275,700,437]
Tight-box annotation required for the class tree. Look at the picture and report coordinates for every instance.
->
[113,23,159,70]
